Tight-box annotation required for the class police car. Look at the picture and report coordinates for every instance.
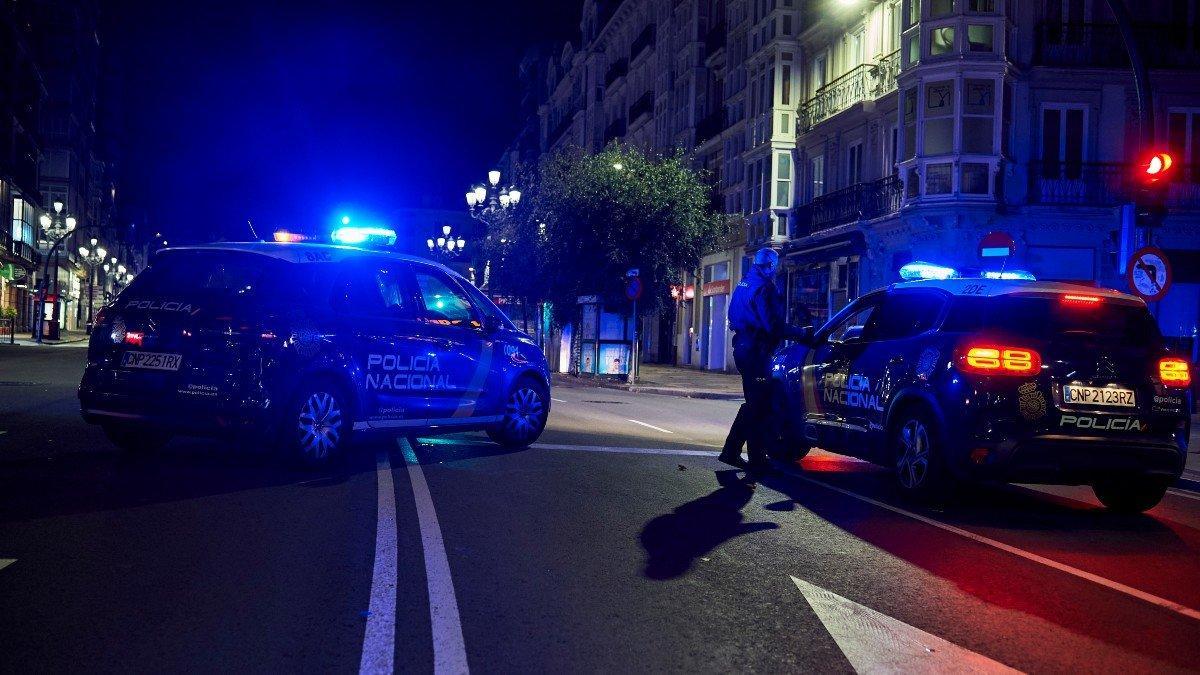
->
[771,266,1192,512]
[78,240,552,465]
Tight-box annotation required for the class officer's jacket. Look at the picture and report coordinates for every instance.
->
[727,267,788,344]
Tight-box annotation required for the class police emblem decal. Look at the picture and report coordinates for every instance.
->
[1017,381,1047,420]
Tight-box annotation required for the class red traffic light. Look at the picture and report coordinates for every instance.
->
[1140,151,1175,183]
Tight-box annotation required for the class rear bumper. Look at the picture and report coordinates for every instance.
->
[961,434,1185,485]
[79,386,270,436]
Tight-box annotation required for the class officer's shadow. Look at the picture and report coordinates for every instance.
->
[638,470,778,580]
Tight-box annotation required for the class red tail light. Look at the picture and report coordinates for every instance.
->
[958,343,1042,376]
[1061,294,1102,307]
[1159,357,1192,388]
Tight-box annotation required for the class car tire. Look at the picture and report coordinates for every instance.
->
[487,376,549,449]
[890,406,950,499]
[101,421,172,455]
[1093,479,1168,513]
[281,379,353,468]
[768,423,811,463]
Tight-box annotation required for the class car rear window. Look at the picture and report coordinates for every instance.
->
[942,295,1161,346]
[126,251,310,299]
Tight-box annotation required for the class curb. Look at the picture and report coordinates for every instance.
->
[552,374,743,401]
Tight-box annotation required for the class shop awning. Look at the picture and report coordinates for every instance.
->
[783,232,865,267]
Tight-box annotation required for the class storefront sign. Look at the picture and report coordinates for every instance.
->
[702,279,731,297]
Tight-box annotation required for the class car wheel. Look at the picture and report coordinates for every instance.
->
[284,381,351,467]
[488,377,549,449]
[891,408,949,499]
[1093,478,1168,513]
[102,421,172,455]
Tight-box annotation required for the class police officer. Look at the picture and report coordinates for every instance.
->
[721,248,805,473]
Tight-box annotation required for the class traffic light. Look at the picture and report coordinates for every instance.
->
[1134,150,1175,232]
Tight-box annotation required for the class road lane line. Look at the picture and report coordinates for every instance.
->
[791,576,1018,673]
[787,469,1200,623]
[0,559,15,572]
[536,441,1200,623]
[360,448,399,675]
[536,443,716,457]
[399,438,470,675]
[550,397,567,403]
[1167,488,1200,502]
[626,419,675,434]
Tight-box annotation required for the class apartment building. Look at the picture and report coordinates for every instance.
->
[787,0,1200,345]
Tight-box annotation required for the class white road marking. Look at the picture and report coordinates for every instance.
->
[399,438,470,675]
[788,469,1200,623]
[626,419,674,434]
[539,441,1200,623]
[1167,488,1200,502]
[791,576,1018,674]
[535,443,716,457]
[0,559,15,572]
[550,397,567,403]
[360,448,399,675]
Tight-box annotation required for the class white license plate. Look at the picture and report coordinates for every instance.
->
[1062,385,1136,407]
[121,351,183,371]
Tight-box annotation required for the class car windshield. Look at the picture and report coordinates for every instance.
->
[125,250,298,298]
[942,294,1161,347]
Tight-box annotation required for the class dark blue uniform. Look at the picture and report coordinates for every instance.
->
[723,266,799,467]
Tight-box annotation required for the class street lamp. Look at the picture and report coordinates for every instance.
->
[32,203,78,343]
[466,169,521,227]
[77,239,108,332]
[427,223,467,258]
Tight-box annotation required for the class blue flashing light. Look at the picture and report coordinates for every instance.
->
[341,215,352,226]
[899,261,958,281]
[981,270,1036,281]
[332,226,397,247]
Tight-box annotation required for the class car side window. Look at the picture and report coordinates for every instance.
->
[331,263,415,320]
[825,302,879,344]
[412,266,481,329]
[870,291,946,341]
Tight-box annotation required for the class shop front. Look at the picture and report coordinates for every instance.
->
[783,232,865,330]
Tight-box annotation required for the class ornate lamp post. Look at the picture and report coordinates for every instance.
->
[465,170,521,227]
[426,223,467,258]
[77,238,107,332]
[33,201,77,343]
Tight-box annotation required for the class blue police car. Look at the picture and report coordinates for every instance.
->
[79,241,552,465]
[771,269,1192,512]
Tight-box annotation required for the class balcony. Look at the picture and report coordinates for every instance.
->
[1028,161,1200,209]
[798,52,899,132]
[630,24,656,61]
[628,91,654,124]
[11,240,39,266]
[792,176,903,237]
[1035,22,1200,69]
[604,58,628,88]
[695,111,724,145]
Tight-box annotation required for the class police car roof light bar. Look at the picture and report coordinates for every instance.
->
[981,270,1037,281]
[331,226,398,247]
[899,261,958,281]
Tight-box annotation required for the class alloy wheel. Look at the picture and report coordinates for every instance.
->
[297,391,343,460]
[504,386,546,442]
[896,419,931,490]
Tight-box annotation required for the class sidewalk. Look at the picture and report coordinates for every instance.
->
[552,363,743,400]
[1,329,90,348]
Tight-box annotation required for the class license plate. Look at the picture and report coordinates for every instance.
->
[121,351,183,371]
[1062,385,1136,407]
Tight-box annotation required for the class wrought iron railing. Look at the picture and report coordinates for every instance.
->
[798,51,899,132]
[1028,161,1200,208]
[11,240,38,265]
[1035,22,1200,69]
[792,176,903,237]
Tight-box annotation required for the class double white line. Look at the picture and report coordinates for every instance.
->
[360,440,469,675]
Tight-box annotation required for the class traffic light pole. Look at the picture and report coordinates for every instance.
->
[1102,0,1154,149]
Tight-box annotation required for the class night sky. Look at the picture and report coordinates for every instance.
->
[104,1,579,243]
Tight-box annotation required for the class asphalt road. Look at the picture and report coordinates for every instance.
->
[2,345,1200,673]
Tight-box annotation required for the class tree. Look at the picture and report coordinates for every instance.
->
[529,144,735,326]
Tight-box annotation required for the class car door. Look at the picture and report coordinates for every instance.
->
[803,297,882,453]
[331,260,429,429]
[410,263,500,425]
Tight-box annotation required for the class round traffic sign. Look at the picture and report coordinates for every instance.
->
[1126,246,1172,302]
[625,276,644,301]
[979,231,1015,258]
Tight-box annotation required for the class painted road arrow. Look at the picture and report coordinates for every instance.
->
[791,576,1018,674]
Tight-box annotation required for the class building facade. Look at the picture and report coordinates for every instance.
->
[519,0,1200,370]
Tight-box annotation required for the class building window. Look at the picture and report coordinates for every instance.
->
[904,0,920,28]
[930,0,953,18]
[847,142,864,186]
[929,26,955,56]
[923,80,955,155]
[1168,109,1200,181]
[781,64,792,105]
[968,0,996,11]
[812,54,827,92]
[810,155,826,199]
[904,34,920,66]
[902,88,918,160]
[1041,104,1087,179]
[967,24,994,51]
[926,162,953,194]
[888,126,900,174]
[961,162,990,193]
[776,153,793,207]
[962,78,996,154]
[776,214,788,237]
[906,167,921,197]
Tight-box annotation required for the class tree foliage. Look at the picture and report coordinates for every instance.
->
[525,144,735,326]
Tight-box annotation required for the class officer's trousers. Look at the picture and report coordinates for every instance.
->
[723,335,774,461]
